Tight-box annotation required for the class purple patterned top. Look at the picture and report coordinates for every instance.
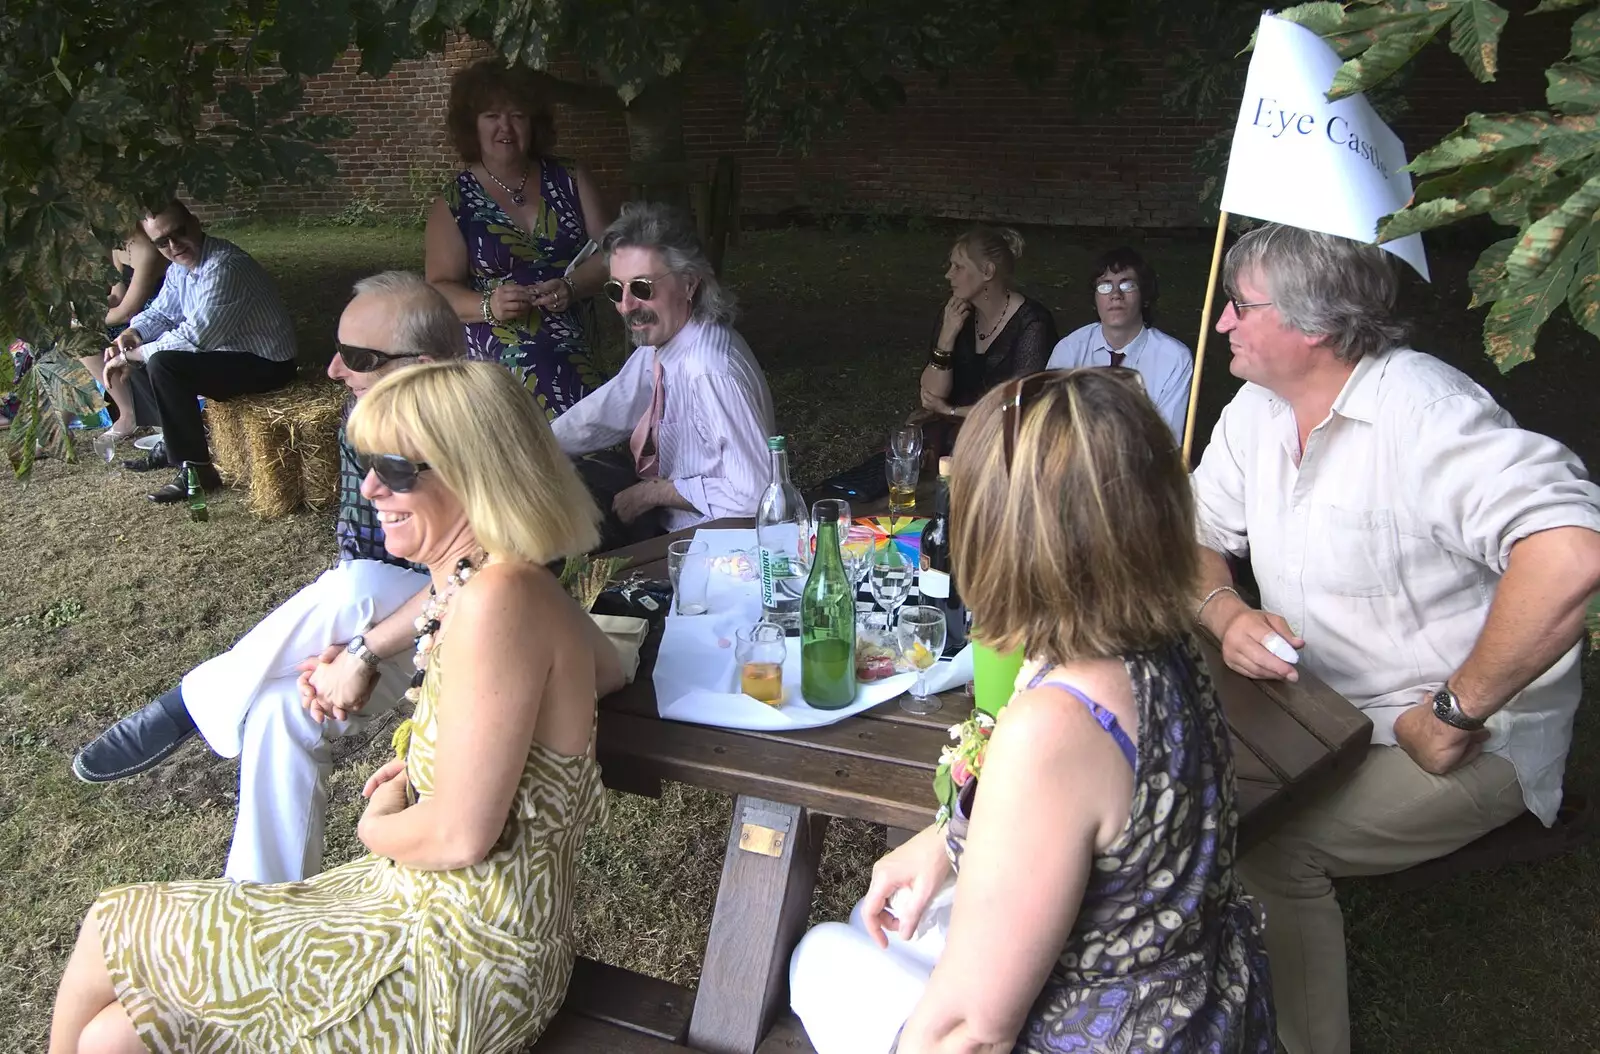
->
[941,635,1275,1053]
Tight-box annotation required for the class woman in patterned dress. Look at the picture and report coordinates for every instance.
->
[789,369,1274,1053]
[50,360,620,1054]
[425,59,611,419]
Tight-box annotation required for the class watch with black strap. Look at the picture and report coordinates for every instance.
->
[1430,683,1486,731]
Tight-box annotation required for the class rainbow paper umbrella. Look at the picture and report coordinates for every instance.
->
[848,515,929,565]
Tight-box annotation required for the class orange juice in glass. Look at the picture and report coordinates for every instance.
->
[737,621,788,706]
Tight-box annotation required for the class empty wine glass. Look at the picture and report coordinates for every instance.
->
[896,605,948,715]
[869,545,912,624]
[889,425,924,463]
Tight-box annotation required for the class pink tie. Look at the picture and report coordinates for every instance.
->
[629,355,665,477]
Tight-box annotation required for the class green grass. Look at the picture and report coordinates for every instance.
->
[2,222,1597,1051]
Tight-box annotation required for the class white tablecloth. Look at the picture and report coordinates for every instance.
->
[653,528,921,730]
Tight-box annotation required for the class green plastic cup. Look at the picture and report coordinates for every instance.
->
[971,641,1025,717]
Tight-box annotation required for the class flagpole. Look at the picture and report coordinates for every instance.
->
[1182,210,1230,468]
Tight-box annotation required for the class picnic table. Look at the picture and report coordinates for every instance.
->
[582,508,1373,1054]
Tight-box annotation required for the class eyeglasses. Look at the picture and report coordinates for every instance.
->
[354,452,432,493]
[603,275,670,303]
[1095,279,1139,296]
[1227,297,1274,316]
[1000,367,1146,472]
[337,343,419,373]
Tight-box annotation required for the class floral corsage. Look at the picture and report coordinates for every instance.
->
[934,709,995,825]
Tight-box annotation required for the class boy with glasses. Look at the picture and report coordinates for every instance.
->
[74,272,467,885]
[1045,246,1195,440]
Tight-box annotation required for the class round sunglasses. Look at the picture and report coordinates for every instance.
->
[338,343,419,373]
[354,452,431,492]
[602,274,673,304]
[1095,279,1139,296]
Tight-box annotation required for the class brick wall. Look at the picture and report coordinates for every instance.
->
[231,14,1564,228]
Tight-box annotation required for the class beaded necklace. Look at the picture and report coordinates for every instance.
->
[404,553,483,703]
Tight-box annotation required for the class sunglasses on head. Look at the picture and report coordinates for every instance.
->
[602,275,670,304]
[999,367,1146,472]
[354,452,431,492]
[338,343,419,373]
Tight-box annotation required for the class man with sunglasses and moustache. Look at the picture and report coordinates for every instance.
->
[74,272,466,885]
[552,202,774,540]
[1190,225,1600,1054]
[106,199,299,503]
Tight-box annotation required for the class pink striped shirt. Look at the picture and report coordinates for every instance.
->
[552,318,776,531]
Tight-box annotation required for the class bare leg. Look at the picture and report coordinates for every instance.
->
[80,354,138,435]
[49,909,135,1054]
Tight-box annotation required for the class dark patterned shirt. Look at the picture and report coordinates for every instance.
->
[337,424,424,571]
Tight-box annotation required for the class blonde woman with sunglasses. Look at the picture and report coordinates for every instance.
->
[790,369,1273,1054]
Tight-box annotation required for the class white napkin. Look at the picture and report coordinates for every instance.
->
[653,528,915,730]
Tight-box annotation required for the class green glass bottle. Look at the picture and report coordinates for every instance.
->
[800,503,856,709]
[186,462,209,523]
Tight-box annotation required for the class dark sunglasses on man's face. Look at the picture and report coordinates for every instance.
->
[603,276,665,304]
[354,452,431,493]
[338,343,419,373]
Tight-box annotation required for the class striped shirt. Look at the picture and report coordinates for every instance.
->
[552,317,775,531]
[129,236,296,362]
[337,424,426,571]
[1047,323,1194,440]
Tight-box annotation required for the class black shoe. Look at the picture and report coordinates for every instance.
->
[123,440,168,472]
[149,463,221,504]
[72,692,198,783]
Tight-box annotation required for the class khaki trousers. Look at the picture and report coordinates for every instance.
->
[1238,745,1526,1054]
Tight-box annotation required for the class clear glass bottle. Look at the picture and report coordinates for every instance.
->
[756,435,810,634]
[801,503,857,708]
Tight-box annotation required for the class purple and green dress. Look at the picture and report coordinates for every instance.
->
[444,159,604,419]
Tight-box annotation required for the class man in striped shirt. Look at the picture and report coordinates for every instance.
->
[106,199,298,503]
[553,202,775,540]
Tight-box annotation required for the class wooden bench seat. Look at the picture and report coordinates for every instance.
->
[528,957,694,1052]
[755,1013,818,1053]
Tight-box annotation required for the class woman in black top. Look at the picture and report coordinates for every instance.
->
[918,227,1058,436]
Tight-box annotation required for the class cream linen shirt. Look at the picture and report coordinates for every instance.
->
[1192,348,1600,825]
[551,317,776,532]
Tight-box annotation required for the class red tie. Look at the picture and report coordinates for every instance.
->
[629,355,665,477]
[1109,351,1126,368]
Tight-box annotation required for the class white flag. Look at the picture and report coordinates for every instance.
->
[1220,13,1429,279]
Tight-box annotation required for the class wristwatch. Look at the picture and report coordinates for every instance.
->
[1430,684,1485,731]
[346,634,382,669]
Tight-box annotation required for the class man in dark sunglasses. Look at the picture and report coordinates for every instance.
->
[552,202,775,542]
[74,272,469,885]
[108,199,300,503]
[1045,245,1194,441]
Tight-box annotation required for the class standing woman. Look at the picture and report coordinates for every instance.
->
[917,227,1058,424]
[425,59,611,418]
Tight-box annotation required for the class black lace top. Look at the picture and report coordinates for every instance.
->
[943,296,1059,407]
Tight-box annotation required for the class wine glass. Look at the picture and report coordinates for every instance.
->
[869,545,912,624]
[889,425,923,463]
[896,605,948,715]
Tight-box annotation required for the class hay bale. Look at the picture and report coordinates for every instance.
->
[206,400,250,485]
[204,380,347,520]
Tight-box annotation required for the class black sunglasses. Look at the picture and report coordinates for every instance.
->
[999,367,1146,472]
[338,343,419,373]
[602,275,668,304]
[354,452,432,492]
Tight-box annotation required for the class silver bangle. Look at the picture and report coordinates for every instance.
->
[1196,585,1240,621]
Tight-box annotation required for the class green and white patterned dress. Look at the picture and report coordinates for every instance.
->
[93,643,607,1053]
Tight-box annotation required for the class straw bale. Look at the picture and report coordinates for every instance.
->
[203,380,347,520]
[206,401,250,485]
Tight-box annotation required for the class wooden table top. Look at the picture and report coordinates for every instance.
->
[594,518,1372,849]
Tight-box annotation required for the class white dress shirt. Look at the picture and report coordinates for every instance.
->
[1047,323,1194,440]
[552,317,775,532]
[1192,347,1600,824]
[129,236,297,363]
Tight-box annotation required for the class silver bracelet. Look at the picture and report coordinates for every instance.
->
[1196,585,1240,621]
